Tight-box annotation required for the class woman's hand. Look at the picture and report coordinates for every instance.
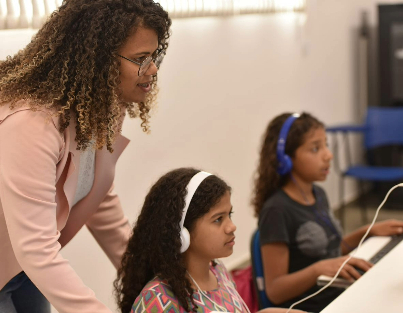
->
[314,256,372,282]
[369,219,403,236]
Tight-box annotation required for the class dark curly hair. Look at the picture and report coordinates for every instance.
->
[114,168,231,313]
[251,112,324,217]
[0,0,171,152]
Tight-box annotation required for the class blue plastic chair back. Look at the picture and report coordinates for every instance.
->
[365,107,403,149]
[250,229,272,308]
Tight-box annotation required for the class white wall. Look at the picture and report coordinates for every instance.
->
[1,1,395,312]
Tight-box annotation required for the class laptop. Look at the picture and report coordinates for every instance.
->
[317,234,403,288]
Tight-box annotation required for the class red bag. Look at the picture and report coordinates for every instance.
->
[231,265,259,313]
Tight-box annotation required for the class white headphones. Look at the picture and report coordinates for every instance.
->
[179,171,212,253]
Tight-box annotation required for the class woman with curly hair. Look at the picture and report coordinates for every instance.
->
[114,167,306,313]
[0,1,171,312]
[251,112,403,312]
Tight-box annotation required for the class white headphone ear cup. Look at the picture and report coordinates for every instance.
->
[180,227,190,253]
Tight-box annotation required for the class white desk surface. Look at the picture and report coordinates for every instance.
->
[321,236,403,313]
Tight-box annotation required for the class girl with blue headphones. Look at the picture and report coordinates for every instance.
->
[114,167,305,313]
[252,112,403,313]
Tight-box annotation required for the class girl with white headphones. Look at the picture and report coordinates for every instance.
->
[114,167,305,313]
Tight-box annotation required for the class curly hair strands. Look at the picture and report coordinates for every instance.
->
[251,112,325,217]
[0,0,171,152]
[114,168,232,313]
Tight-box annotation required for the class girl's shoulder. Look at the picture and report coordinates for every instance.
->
[211,259,230,277]
[265,188,289,205]
[212,259,237,289]
[260,189,294,215]
[132,277,182,313]
[139,276,174,296]
[313,184,329,205]
[313,184,326,196]
[211,259,230,283]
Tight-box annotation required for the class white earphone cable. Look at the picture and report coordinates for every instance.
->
[286,182,403,313]
[187,271,228,312]
[220,269,252,313]
[187,267,251,313]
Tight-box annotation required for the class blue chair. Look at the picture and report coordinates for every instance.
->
[250,229,272,309]
[327,107,403,225]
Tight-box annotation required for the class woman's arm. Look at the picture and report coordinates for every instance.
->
[341,219,403,255]
[86,184,131,269]
[0,110,112,313]
[262,243,372,304]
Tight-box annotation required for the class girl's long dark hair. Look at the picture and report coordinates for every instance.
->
[251,112,324,217]
[114,168,231,313]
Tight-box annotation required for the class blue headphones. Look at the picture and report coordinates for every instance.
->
[276,113,300,176]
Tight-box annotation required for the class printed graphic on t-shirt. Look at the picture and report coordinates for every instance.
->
[296,221,329,257]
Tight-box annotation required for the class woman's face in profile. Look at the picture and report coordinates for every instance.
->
[117,27,159,103]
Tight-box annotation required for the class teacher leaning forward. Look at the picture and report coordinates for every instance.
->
[0,1,171,312]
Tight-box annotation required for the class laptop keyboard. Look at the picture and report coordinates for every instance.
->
[317,234,403,287]
[368,233,403,264]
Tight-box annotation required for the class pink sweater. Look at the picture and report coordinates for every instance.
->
[0,102,131,313]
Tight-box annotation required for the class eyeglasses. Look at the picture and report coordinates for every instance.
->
[118,50,166,77]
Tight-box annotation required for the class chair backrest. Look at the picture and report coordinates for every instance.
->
[250,229,272,309]
[365,107,403,149]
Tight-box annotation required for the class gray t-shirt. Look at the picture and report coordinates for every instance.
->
[258,185,344,312]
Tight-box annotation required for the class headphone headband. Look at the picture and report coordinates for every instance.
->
[276,113,300,175]
[179,171,212,229]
